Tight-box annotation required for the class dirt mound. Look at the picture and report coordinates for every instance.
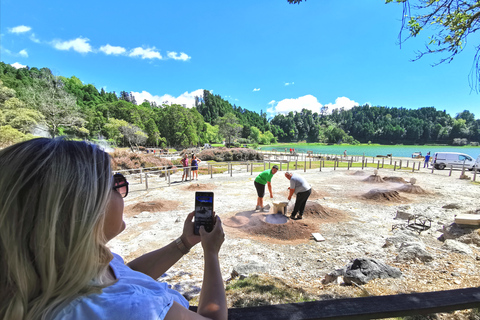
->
[383,176,408,183]
[362,189,406,202]
[302,202,346,221]
[397,185,429,194]
[363,175,384,183]
[352,170,367,176]
[182,183,217,191]
[124,200,180,216]
[248,221,316,241]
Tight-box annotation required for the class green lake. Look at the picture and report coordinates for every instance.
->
[260,144,480,158]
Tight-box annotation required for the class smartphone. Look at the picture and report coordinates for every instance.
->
[194,191,215,235]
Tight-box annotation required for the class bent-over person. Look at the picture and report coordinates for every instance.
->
[285,172,311,220]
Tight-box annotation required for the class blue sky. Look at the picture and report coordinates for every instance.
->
[1,0,479,119]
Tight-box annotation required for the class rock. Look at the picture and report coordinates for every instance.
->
[232,261,268,276]
[322,268,345,284]
[442,239,473,255]
[384,231,419,248]
[396,242,434,262]
[442,203,462,210]
[442,223,474,240]
[342,258,402,285]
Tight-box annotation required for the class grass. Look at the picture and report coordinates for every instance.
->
[223,274,316,308]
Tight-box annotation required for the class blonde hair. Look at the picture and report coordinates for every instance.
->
[0,138,114,320]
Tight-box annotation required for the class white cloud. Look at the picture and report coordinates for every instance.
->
[11,62,27,69]
[167,51,190,61]
[129,47,162,60]
[269,95,323,115]
[267,95,359,116]
[324,96,359,113]
[284,82,294,86]
[30,33,40,43]
[253,88,260,92]
[100,44,126,55]
[131,89,204,108]
[52,37,92,53]
[9,25,31,34]
[19,49,28,57]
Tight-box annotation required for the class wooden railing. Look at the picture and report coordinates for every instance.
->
[189,287,480,319]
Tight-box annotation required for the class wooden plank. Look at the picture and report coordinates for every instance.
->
[455,214,480,226]
[221,287,480,320]
[312,233,325,242]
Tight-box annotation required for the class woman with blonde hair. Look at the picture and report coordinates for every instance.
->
[0,138,226,320]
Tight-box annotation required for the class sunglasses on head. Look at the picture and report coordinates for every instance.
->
[113,173,129,198]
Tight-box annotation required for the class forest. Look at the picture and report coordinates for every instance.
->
[0,61,479,148]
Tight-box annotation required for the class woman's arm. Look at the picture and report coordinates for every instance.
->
[165,216,227,320]
[127,211,200,279]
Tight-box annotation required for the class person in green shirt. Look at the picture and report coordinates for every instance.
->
[254,165,279,211]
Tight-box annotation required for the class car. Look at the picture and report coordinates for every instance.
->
[411,152,423,159]
[432,152,480,171]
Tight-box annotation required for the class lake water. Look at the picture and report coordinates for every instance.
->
[260,144,480,158]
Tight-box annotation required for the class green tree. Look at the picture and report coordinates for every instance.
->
[249,126,261,143]
[216,113,243,146]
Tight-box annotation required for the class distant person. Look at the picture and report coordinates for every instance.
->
[343,150,347,158]
[285,172,312,220]
[0,138,227,320]
[191,154,201,180]
[424,152,431,168]
[290,148,292,154]
[181,153,190,181]
[254,165,279,211]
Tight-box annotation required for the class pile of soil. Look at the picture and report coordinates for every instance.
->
[302,202,347,221]
[397,184,429,194]
[124,200,180,216]
[352,171,367,176]
[281,188,327,200]
[183,183,217,191]
[248,220,316,241]
[383,176,408,183]
[362,189,407,202]
[363,175,384,183]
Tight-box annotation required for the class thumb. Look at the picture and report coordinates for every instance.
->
[199,225,206,236]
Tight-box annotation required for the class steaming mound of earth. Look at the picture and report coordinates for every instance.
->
[363,175,384,183]
[223,202,348,242]
[383,176,408,183]
[397,184,429,194]
[183,183,217,191]
[124,200,180,216]
[362,189,406,202]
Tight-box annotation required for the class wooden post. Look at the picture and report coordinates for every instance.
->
[211,164,213,179]
[361,159,364,170]
[347,160,350,170]
[319,159,322,171]
[334,160,336,171]
[412,164,415,172]
[145,173,148,190]
[365,158,368,167]
[474,169,477,182]
[167,169,171,186]
[418,162,421,170]
[287,161,289,171]
[296,160,298,170]
[431,165,435,174]
[377,160,380,169]
[406,160,409,168]
[140,168,143,183]
[304,159,306,172]
[382,158,384,168]
[165,166,167,181]
[449,165,453,176]
[251,162,253,175]
[394,161,397,171]
[390,157,392,165]
[461,164,466,178]
[309,158,312,169]
[280,162,282,171]
[230,163,233,177]
[399,160,402,169]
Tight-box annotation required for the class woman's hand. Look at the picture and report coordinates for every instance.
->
[199,216,224,255]
[180,211,201,250]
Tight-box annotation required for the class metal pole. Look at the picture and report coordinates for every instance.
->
[145,173,148,190]
[140,168,143,183]
[304,159,306,172]
[167,170,170,186]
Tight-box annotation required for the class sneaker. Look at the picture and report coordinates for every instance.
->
[255,205,261,210]
[297,214,303,220]
[261,206,269,212]
[290,214,297,220]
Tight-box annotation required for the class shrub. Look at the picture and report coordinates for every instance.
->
[198,147,263,162]
[110,150,174,171]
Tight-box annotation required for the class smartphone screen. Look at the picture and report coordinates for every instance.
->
[194,191,214,235]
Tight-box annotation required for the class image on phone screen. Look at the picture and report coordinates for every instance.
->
[194,191,214,235]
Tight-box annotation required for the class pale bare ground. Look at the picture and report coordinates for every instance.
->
[108,164,480,311]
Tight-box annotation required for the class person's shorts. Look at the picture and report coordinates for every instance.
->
[254,181,266,197]
[192,166,198,171]
[183,167,190,173]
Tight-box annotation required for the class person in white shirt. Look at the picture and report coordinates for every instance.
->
[285,172,312,220]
